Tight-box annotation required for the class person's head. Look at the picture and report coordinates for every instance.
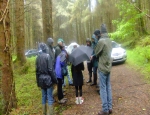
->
[86,38,91,46]
[100,23,107,34]
[93,29,101,40]
[57,38,64,47]
[39,43,47,53]
[47,37,54,47]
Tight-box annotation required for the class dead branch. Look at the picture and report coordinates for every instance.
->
[127,0,150,19]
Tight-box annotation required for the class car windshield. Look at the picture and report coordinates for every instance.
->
[112,41,120,48]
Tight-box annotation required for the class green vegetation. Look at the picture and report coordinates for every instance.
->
[127,45,150,80]
[11,57,42,115]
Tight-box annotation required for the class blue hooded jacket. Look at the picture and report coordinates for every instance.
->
[55,51,66,79]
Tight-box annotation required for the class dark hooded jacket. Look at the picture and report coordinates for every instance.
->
[36,43,57,88]
[47,38,55,65]
[91,34,98,67]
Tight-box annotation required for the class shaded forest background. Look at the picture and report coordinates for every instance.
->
[0,0,150,114]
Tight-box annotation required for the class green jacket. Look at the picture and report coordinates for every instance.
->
[94,33,112,74]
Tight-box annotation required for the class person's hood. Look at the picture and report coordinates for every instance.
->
[47,38,54,47]
[101,24,107,34]
[39,43,47,53]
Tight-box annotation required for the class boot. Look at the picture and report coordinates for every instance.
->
[75,97,79,104]
[79,97,84,104]
[42,104,46,115]
[86,73,92,83]
[98,111,109,115]
[48,105,53,115]
[90,73,97,86]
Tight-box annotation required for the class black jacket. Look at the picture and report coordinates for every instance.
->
[36,52,57,88]
[71,62,84,86]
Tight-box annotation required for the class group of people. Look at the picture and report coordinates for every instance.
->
[35,23,113,115]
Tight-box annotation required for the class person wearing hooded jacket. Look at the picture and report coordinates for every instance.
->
[47,37,55,66]
[95,24,112,115]
[55,38,64,59]
[36,43,57,115]
[55,49,68,104]
[86,38,93,83]
[90,30,100,86]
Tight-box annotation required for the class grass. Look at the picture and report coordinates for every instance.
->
[11,57,42,115]
[127,48,150,80]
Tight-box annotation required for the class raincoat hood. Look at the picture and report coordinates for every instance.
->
[47,38,54,47]
[39,43,47,53]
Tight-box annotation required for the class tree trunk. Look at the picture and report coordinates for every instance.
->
[15,0,26,65]
[0,0,17,114]
[137,0,147,35]
[41,0,53,42]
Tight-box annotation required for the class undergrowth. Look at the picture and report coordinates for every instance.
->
[11,57,42,115]
[10,57,70,115]
[127,47,150,81]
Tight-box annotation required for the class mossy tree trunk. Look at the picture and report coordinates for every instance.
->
[15,0,26,65]
[0,0,17,114]
[41,0,53,42]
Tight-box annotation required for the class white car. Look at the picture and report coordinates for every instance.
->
[66,42,79,54]
[111,41,127,63]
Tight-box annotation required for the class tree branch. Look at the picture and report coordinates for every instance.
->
[127,0,150,19]
[0,0,10,22]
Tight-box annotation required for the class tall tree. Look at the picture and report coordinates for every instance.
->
[15,0,26,64]
[41,0,53,42]
[0,0,17,114]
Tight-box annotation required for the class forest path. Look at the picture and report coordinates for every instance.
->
[55,63,150,115]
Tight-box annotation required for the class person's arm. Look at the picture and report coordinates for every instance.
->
[47,55,58,84]
[94,40,104,57]
[35,57,40,87]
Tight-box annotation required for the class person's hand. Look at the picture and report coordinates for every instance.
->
[90,56,93,60]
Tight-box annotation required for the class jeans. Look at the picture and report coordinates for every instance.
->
[63,66,73,86]
[98,70,112,112]
[41,86,54,105]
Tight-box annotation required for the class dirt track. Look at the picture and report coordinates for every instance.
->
[55,63,150,115]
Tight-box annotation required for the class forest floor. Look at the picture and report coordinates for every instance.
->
[53,62,150,115]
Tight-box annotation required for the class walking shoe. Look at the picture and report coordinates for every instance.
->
[62,98,67,100]
[98,111,109,115]
[75,97,79,104]
[79,97,84,104]
[58,99,66,104]
[69,83,74,86]
[86,80,92,83]
[109,109,112,114]
[90,83,96,86]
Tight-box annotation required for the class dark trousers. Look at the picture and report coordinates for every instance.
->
[87,62,93,81]
[75,86,82,97]
[57,78,64,100]
[87,62,92,73]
